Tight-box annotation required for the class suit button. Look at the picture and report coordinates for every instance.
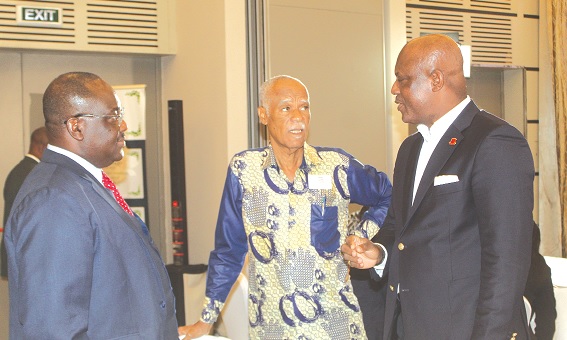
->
[398,242,405,251]
[389,285,395,292]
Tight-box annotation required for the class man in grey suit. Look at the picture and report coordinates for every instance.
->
[1,126,48,278]
[342,34,534,339]
[4,72,178,339]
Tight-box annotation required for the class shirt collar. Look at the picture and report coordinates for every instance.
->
[25,153,40,163]
[47,144,104,183]
[417,96,471,142]
[261,143,321,171]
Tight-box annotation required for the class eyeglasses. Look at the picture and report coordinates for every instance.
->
[63,107,125,126]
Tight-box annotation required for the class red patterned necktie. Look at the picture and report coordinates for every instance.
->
[102,171,133,216]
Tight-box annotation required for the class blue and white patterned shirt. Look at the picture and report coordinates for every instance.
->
[201,143,392,339]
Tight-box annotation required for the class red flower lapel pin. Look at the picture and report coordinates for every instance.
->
[449,138,457,146]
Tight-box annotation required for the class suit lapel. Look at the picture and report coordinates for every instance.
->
[402,135,423,226]
[84,174,147,237]
[407,127,463,219]
[43,150,145,238]
[403,101,480,231]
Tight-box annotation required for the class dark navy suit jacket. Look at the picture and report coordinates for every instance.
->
[376,101,534,339]
[5,149,178,339]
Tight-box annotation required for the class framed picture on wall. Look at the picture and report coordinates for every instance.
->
[107,84,149,227]
[113,84,146,141]
[104,146,145,199]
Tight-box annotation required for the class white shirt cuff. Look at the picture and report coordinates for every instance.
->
[373,243,388,277]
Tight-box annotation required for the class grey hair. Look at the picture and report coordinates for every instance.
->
[258,75,309,107]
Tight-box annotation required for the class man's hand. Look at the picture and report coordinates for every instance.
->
[178,320,213,339]
[341,235,383,269]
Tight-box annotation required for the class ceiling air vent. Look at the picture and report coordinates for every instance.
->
[470,14,512,63]
[417,0,463,6]
[470,0,512,12]
[86,1,158,48]
[407,0,516,64]
[419,10,464,40]
[0,0,175,55]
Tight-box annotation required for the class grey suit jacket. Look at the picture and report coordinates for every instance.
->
[377,101,534,339]
[5,149,178,339]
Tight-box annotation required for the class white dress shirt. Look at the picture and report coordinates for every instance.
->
[412,96,471,203]
[47,144,104,184]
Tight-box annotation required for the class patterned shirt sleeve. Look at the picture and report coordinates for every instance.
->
[200,164,248,323]
[346,157,392,239]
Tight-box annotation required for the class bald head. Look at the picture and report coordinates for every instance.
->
[392,34,468,126]
[41,72,125,168]
[402,34,467,98]
[43,72,112,140]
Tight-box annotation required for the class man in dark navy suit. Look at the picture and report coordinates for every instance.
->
[343,34,535,339]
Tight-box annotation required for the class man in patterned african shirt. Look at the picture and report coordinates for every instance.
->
[179,75,392,340]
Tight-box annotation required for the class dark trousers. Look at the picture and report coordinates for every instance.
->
[389,297,404,340]
[351,268,387,340]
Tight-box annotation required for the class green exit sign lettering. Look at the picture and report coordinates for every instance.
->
[16,6,62,27]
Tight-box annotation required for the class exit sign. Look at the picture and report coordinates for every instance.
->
[16,6,62,27]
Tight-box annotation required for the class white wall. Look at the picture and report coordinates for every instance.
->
[265,0,387,168]
[161,0,248,265]
[262,1,406,176]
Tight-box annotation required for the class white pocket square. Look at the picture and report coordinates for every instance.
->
[434,175,459,186]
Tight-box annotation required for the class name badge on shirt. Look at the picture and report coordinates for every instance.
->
[308,174,332,190]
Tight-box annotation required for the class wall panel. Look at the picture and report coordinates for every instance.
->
[265,0,387,168]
